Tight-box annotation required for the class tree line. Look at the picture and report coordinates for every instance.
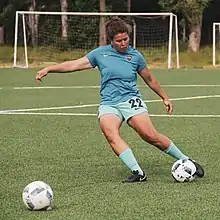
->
[0,0,220,52]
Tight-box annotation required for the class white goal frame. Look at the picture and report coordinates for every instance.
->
[213,22,220,66]
[13,11,180,69]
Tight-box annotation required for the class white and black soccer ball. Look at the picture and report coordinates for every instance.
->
[171,159,197,183]
[22,181,53,210]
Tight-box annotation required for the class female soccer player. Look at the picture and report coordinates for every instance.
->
[35,17,204,183]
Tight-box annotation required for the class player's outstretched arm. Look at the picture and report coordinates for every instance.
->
[138,67,173,114]
[35,56,93,83]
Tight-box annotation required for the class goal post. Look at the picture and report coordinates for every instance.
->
[213,22,220,66]
[13,11,180,69]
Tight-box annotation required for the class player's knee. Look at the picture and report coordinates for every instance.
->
[142,131,159,144]
[105,131,121,146]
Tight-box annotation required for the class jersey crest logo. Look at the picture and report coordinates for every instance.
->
[126,55,132,61]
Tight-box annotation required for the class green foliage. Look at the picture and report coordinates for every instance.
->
[159,0,212,52]
[72,0,99,12]
[0,0,31,43]
[159,0,210,13]
[159,0,210,23]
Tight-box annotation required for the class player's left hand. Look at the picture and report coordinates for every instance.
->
[163,99,173,114]
[35,68,48,83]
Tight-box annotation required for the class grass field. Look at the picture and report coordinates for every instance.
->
[1,68,220,220]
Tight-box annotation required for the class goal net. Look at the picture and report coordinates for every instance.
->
[13,11,179,68]
[213,22,220,66]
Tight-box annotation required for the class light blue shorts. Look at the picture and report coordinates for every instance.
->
[98,97,148,121]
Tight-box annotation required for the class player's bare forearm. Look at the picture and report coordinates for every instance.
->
[44,61,76,73]
[35,56,92,82]
[146,78,169,101]
[145,78,173,114]
[45,58,92,73]
[138,67,169,101]
[138,67,173,114]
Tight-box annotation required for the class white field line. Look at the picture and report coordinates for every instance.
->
[150,114,220,118]
[13,86,100,89]
[1,112,220,118]
[1,84,220,90]
[0,112,97,116]
[0,95,220,114]
[146,95,220,103]
[160,85,220,87]
[0,104,99,113]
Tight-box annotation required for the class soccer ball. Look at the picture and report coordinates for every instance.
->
[22,181,53,210]
[171,159,197,183]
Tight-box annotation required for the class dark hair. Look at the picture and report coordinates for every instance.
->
[106,17,131,41]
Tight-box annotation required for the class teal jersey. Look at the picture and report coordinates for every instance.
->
[86,45,147,105]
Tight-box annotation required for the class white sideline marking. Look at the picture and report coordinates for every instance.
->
[161,85,220,87]
[150,114,220,118]
[1,84,220,90]
[13,86,100,89]
[0,104,99,113]
[0,112,96,116]
[0,95,219,113]
[1,112,220,118]
[146,95,220,103]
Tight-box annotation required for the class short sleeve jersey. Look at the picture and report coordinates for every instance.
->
[86,45,147,105]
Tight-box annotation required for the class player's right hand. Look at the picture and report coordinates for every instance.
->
[35,68,48,83]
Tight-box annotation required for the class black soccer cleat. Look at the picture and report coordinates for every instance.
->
[123,170,147,183]
[190,159,205,178]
